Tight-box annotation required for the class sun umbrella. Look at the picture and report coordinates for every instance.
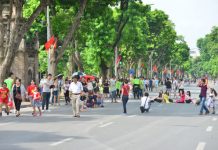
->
[72,72,86,77]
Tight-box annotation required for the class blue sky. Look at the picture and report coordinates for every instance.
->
[142,0,218,52]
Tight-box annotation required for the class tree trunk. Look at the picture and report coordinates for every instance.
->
[137,58,142,77]
[100,60,108,82]
[68,55,76,77]
[0,0,49,83]
[56,0,87,62]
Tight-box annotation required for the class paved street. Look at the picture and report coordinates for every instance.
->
[0,84,218,150]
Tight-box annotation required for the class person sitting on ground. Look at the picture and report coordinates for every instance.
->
[153,90,164,103]
[185,91,192,103]
[87,91,95,108]
[163,91,172,103]
[96,91,104,107]
[140,92,151,113]
[176,89,185,103]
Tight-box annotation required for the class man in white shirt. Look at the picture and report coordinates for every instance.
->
[42,74,53,111]
[69,75,83,118]
[140,92,151,113]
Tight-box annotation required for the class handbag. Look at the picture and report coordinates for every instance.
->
[15,87,22,101]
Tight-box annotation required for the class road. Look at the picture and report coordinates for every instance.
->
[0,83,218,150]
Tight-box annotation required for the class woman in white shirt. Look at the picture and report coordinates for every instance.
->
[87,78,93,92]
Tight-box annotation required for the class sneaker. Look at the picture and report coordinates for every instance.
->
[199,112,203,115]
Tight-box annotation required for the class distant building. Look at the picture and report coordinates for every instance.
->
[190,50,200,58]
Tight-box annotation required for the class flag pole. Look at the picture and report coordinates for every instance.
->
[47,5,51,74]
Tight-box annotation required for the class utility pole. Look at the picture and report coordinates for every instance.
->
[150,52,153,78]
[170,60,172,79]
[47,5,51,74]
[114,46,118,78]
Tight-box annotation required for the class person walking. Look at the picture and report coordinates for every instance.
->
[27,80,37,114]
[42,74,53,112]
[32,87,42,117]
[148,78,153,92]
[110,76,117,103]
[69,75,83,118]
[52,77,59,106]
[4,72,15,91]
[172,77,178,98]
[11,78,26,117]
[121,79,130,114]
[0,82,10,117]
[165,78,172,97]
[63,79,70,105]
[198,79,210,115]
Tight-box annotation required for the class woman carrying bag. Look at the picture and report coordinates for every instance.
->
[11,78,26,117]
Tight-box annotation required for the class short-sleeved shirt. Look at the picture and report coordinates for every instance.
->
[0,88,9,101]
[4,78,14,91]
[116,81,122,90]
[199,84,207,97]
[27,85,37,96]
[110,79,116,92]
[122,84,130,96]
[33,92,41,101]
[42,79,53,93]
[165,81,172,89]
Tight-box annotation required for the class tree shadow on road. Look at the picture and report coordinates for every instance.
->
[0,130,89,150]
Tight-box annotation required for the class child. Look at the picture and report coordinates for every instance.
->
[0,82,10,117]
[32,87,42,116]
[185,91,192,103]
[207,88,217,114]
[140,92,151,113]
[97,91,104,107]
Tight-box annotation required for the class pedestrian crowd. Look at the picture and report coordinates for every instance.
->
[0,72,217,118]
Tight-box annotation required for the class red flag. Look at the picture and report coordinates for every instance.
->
[153,65,158,72]
[116,55,122,65]
[44,36,55,50]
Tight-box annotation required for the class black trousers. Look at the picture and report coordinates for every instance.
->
[42,92,50,110]
[116,89,121,98]
[14,98,22,111]
[122,95,129,113]
[64,90,70,103]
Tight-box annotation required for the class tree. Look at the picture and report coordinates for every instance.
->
[0,0,49,82]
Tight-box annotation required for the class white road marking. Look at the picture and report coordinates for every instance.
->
[0,122,13,126]
[196,142,206,150]
[99,122,114,128]
[206,126,213,132]
[212,117,217,121]
[50,138,72,146]
[128,115,136,118]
